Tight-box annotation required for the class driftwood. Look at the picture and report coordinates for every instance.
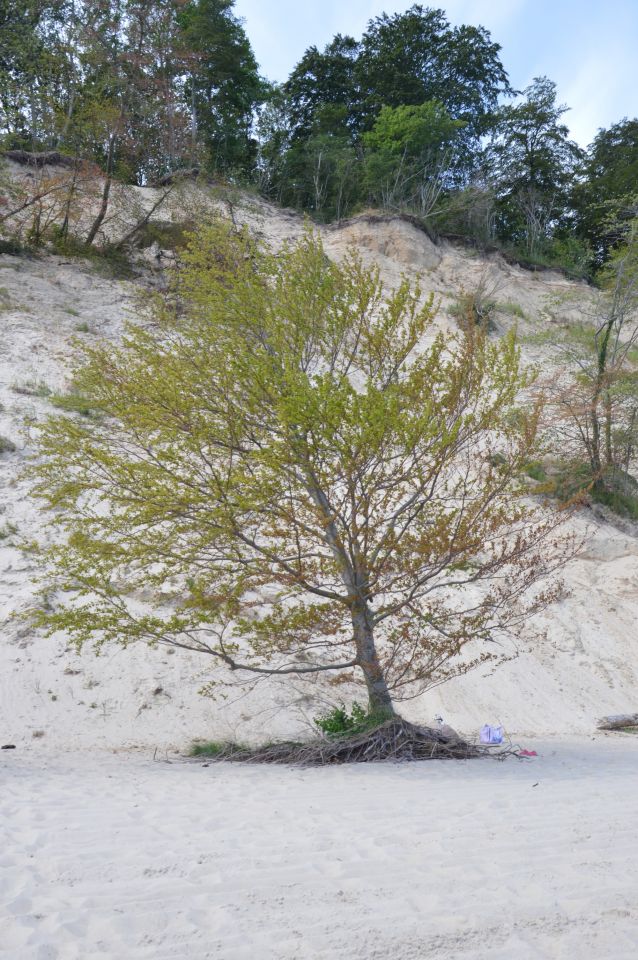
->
[193,717,513,766]
[597,714,638,731]
[2,150,77,169]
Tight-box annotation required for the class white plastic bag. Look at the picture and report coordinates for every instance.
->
[479,723,504,744]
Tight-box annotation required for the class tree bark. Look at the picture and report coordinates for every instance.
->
[591,318,614,492]
[352,601,395,715]
[85,135,115,248]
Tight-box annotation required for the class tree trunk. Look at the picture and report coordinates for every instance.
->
[590,403,604,492]
[603,390,613,467]
[591,318,614,492]
[190,76,198,164]
[85,135,115,248]
[60,156,80,240]
[352,601,395,716]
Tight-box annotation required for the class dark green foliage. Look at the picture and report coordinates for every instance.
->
[487,78,583,258]
[314,702,394,737]
[314,702,367,736]
[179,0,265,178]
[524,461,548,482]
[261,5,510,217]
[133,220,195,251]
[0,0,263,184]
[0,0,73,150]
[283,34,360,142]
[355,6,510,145]
[573,119,638,265]
[0,236,28,256]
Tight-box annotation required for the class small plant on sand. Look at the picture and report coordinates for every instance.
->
[449,270,505,331]
[314,702,368,737]
[524,460,548,483]
[49,388,99,418]
[191,741,227,757]
[12,380,52,398]
[497,301,527,320]
[29,220,574,759]
[449,290,496,329]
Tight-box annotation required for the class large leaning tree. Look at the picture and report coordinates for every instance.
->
[30,221,571,716]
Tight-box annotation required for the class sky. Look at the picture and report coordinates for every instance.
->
[233,0,638,147]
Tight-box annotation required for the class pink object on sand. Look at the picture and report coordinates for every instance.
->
[518,749,538,757]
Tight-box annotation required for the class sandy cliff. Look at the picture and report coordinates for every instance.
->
[1,183,637,749]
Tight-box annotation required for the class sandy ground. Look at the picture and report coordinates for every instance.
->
[2,738,638,960]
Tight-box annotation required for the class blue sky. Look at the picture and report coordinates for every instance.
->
[233,0,637,147]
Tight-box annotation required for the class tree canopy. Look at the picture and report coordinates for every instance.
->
[0,0,263,183]
[0,2,636,276]
[31,222,570,712]
[573,119,638,264]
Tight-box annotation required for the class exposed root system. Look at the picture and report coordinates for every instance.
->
[197,718,495,766]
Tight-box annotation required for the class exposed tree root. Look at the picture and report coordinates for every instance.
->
[2,150,77,168]
[196,718,497,766]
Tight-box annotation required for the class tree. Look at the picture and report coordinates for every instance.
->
[261,5,510,218]
[573,119,638,265]
[0,0,263,185]
[356,5,510,148]
[0,0,75,150]
[283,34,360,142]
[548,220,638,497]
[363,101,463,218]
[257,89,361,218]
[488,77,583,257]
[32,223,569,714]
[179,0,264,177]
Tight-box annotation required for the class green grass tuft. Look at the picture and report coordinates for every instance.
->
[12,380,52,398]
[190,740,245,758]
[497,301,526,320]
[50,390,100,418]
[524,460,548,482]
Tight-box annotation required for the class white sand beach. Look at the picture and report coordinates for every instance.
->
[2,738,638,960]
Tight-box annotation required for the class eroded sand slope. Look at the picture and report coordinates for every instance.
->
[1,190,637,750]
